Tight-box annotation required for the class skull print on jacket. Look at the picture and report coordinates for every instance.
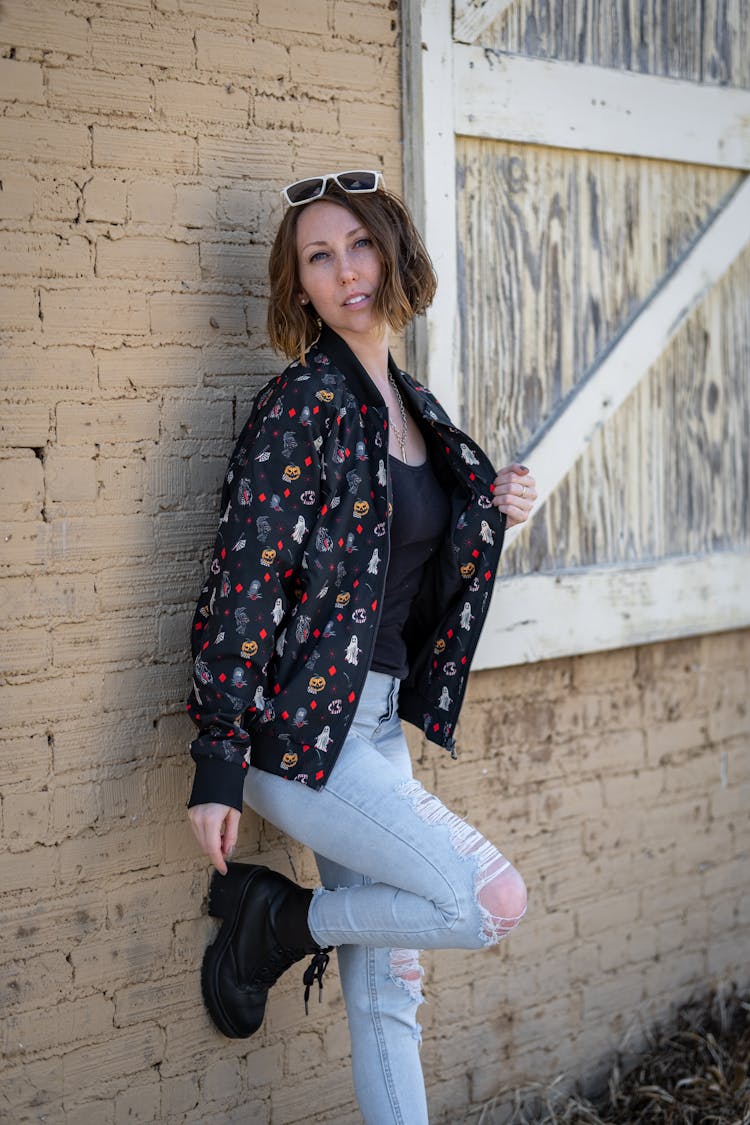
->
[186,327,506,812]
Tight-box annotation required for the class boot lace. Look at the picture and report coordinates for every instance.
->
[302,948,332,1014]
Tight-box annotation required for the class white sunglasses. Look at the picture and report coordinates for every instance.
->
[281,170,385,207]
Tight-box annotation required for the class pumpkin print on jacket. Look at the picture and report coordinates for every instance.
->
[186,327,506,812]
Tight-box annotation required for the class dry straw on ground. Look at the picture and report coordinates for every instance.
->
[476,986,750,1124]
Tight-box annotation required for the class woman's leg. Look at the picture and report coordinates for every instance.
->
[243,671,527,950]
[314,674,429,1124]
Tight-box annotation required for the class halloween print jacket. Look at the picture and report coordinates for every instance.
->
[187,327,506,811]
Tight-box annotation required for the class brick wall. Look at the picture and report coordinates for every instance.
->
[2,2,749,1122]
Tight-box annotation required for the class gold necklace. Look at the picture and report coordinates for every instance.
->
[388,372,408,462]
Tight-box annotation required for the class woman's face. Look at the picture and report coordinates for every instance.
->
[295,199,384,344]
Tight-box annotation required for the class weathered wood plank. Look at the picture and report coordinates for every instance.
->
[473,553,750,669]
[499,174,750,551]
[402,0,459,420]
[457,140,749,573]
[480,0,750,91]
[453,0,514,45]
[454,47,750,169]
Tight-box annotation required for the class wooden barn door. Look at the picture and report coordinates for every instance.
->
[402,0,750,669]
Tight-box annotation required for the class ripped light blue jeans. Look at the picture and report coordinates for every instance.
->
[243,670,527,1125]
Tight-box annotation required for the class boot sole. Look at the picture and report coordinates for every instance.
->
[201,862,267,1039]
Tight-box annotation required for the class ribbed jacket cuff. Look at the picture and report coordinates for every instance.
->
[187,758,246,811]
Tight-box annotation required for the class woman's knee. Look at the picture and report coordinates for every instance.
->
[477,864,527,945]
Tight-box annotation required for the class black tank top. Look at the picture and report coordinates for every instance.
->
[370,454,451,679]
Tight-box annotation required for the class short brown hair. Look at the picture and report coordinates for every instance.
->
[267,183,437,360]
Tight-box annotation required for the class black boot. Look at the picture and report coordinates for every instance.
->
[201,862,332,1039]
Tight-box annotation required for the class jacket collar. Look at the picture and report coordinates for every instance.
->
[313,325,407,411]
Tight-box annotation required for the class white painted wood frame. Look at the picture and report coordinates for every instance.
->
[453,0,515,46]
[473,553,750,669]
[454,48,750,170]
[402,0,750,667]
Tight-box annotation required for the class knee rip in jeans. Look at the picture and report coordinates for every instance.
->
[389,949,424,1040]
[396,779,527,947]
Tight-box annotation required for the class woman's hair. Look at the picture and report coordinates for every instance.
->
[267,182,437,360]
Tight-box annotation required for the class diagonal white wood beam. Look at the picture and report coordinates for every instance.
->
[455,47,750,170]
[453,0,515,45]
[503,173,750,547]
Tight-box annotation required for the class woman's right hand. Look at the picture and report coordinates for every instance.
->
[188,802,242,875]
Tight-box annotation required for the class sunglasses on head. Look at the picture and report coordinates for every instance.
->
[281,170,385,207]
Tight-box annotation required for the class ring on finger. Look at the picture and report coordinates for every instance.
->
[521,485,527,498]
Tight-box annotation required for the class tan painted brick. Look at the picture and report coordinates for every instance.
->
[62,1023,163,1095]
[47,514,154,565]
[33,174,82,222]
[0,4,89,55]
[198,131,294,179]
[174,183,217,228]
[56,401,160,445]
[0,951,72,1012]
[156,510,220,555]
[59,824,163,885]
[127,177,176,224]
[202,1057,243,1103]
[97,455,146,506]
[0,285,38,331]
[254,91,339,134]
[52,711,156,775]
[217,186,262,231]
[288,44,383,92]
[99,345,200,391]
[51,780,99,837]
[601,768,664,807]
[0,731,50,790]
[160,1072,200,1118]
[96,559,202,611]
[0,452,44,509]
[45,449,98,504]
[70,925,175,993]
[83,176,128,223]
[257,0,328,34]
[114,972,196,1029]
[3,993,113,1058]
[42,285,149,337]
[1,345,97,394]
[0,626,49,677]
[52,612,154,668]
[195,30,289,80]
[0,167,34,219]
[160,394,233,441]
[97,234,200,280]
[145,454,190,504]
[0,58,44,102]
[102,661,189,714]
[114,1080,161,1124]
[333,1,399,44]
[5,573,96,624]
[0,116,90,166]
[0,402,50,448]
[0,841,57,893]
[47,67,152,115]
[2,1058,64,1123]
[0,230,91,276]
[91,17,194,69]
[155,78,248,127]
[199,241,268,283]
[93,125,196,174]
[149,292,245,337]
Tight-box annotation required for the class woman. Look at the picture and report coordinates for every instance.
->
[187,170,536,1123]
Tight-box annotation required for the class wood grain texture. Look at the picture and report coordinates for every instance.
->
[456,139,749,573]
[481,0,750,90]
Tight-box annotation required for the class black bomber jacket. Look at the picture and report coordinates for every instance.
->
[187,327,506,811]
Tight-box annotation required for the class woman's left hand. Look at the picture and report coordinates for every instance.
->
[491,463,537,529]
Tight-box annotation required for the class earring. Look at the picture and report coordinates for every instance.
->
[300,296,309,305]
